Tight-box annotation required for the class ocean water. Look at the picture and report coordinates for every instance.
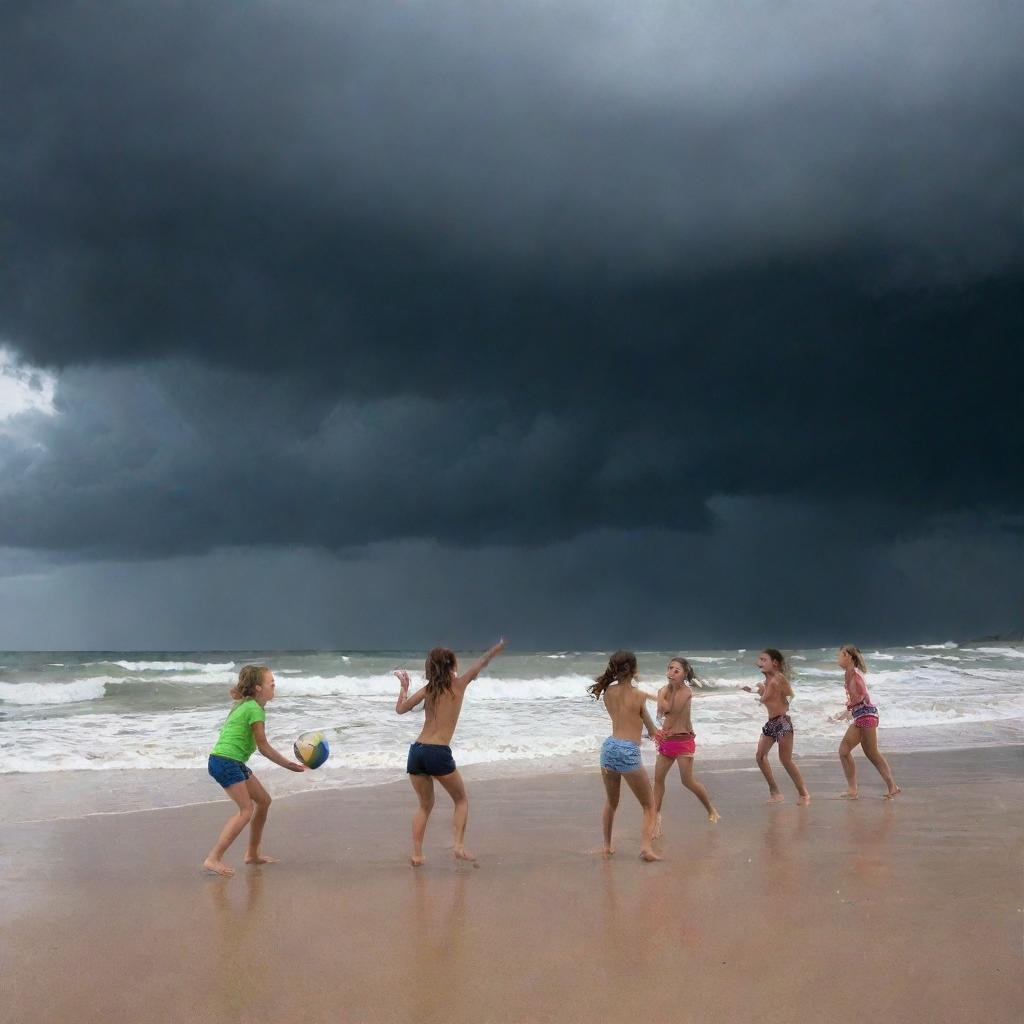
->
[1,645,1021,821]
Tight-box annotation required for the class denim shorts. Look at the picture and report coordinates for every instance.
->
[600,737,642,773]
[406,742,457,777]
[208,754,253,788]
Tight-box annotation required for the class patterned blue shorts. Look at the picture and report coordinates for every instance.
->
[600,737,642,773]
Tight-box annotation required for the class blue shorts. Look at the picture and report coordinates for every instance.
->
[208,754,253,788]
[406,742,457,777]
[600,737,642,773]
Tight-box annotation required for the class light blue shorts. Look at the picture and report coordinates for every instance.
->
[600,736,642,773]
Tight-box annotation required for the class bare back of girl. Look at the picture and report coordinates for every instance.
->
[396,640,505,866]
[416,685,466,746]
[590,651,661,862]
[603,683,652,742]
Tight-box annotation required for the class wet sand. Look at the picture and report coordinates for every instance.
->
[2,746,1022,1024]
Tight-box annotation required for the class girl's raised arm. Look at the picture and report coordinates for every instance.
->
[456,638,506,689]
[394,670,427,714]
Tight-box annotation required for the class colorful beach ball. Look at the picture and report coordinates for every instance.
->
[293,731,330,770]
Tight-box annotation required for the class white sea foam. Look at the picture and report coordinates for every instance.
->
[1,647,1020,789]
[111,660,236,672]
[0,679,108,705]
[274,673,600,700]
[967,647,1024,659]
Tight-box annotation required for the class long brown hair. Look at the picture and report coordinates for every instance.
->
[425,647,457,701]
[762,648,788,675]
[841,644,867,672]
[588,650,638,700]
[230,664,268,701]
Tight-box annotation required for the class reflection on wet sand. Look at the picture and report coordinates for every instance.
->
[207,867,266,1018]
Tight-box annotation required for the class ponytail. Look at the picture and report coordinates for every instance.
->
[588,650,638,700]
[670,656,704,689]
[230,664,268,701]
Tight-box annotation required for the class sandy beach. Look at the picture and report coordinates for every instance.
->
[2,745,1021,1024]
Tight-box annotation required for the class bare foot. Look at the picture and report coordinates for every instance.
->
[202,858,234,877]
[639,848,663,862]
[707,809,721,823]
[840,792,859,800]
[602,846,615,858]
[654,813,664,839]
[767,792,785,804]
[797,793,811,806]
[454,847,477,863]
[410,855,426,867]
[883,786,902,800]
[244,854,279,865]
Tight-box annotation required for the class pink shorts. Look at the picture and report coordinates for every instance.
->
[855,716,879,729]
[656,732,696,759]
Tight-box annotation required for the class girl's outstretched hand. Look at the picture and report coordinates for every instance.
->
[394,669,411,691]
[286,761,308,773]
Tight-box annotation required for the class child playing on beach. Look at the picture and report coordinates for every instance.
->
[742,649,810,805]
[653,657,719,834]
[590,650,662,861]
[833,644,901,799]
[394,639,506,867]
[203,665,306,877]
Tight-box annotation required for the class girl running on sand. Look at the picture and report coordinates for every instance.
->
[394,639,506,867]
[203,665,307,877]
[833,645,901,799]
[653,657,719,835]
[590,650,661,861]
[742,649,810,805]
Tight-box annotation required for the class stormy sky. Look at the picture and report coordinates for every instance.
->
[1,1,1022,650]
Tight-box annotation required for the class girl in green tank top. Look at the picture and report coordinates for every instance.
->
[202,665,306,877]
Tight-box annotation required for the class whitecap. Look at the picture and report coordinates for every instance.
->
[112,660,236,672]
[0,679,107,705]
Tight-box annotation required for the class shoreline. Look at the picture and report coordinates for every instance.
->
[1,728,1021,825]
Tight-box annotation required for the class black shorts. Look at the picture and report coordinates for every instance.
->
[406,742,456,777]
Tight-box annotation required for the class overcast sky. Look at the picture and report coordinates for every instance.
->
[1,1,1021,650]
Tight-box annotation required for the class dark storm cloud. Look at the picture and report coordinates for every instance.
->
[1,1,1022,562]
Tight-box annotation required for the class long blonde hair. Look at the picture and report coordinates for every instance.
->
[230,664,268,701]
